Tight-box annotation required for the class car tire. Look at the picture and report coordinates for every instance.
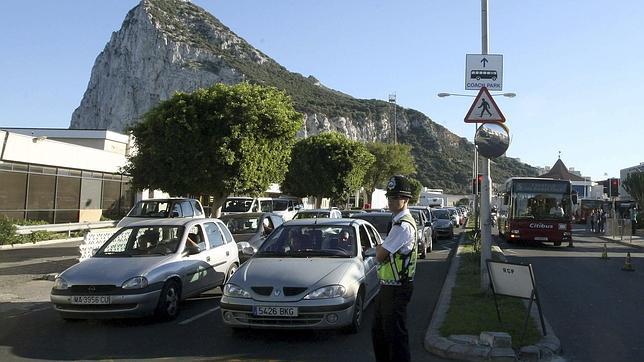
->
[346,289,365,334]
[155,279,181,321]
[222,263,239,287]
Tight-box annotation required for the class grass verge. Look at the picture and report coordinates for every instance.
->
[439,242,542,348]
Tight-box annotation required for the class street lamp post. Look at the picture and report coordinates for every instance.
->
[479,0,492,292]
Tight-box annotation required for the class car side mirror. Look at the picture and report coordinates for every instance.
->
[364,247,376,258]
[425,221,432,227]
[170,211,180,218]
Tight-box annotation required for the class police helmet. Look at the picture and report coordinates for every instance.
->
[385,175,413,198]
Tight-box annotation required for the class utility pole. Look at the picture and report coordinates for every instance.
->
[479,0,492,292]
[389,93,397,144]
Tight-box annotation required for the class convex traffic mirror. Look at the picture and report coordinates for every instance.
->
[475,122,510,159]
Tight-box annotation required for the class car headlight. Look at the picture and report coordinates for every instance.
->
[303,285,346,300]
[223,283,251,298]
[53,277,69,290]
[122,276,148,289]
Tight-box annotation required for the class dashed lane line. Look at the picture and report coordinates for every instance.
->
[178,306,220,325]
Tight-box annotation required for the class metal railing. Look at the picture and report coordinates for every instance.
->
[15,221,118,237]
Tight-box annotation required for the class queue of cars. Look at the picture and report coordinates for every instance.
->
[52,196,466,332]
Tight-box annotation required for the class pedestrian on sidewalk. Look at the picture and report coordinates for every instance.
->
[599,209,607,233]
[591,209,598,233]
[372,175,417,362]
[632,206,638,235]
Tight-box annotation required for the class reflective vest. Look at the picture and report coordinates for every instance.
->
[378,213,417,285]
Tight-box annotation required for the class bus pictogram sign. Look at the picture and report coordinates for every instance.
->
[466,54,503,90]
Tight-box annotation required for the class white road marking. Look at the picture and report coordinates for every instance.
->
[178,306,220,325]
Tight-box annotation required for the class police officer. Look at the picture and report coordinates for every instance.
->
[371,175,417,362]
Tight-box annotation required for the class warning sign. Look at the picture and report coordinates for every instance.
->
[464,87,506,123]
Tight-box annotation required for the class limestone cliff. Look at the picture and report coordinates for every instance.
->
[70,0,537,192]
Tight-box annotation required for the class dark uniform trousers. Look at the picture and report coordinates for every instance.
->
[371,281,414,362]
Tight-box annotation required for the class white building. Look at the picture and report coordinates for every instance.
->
[0,128,136,223]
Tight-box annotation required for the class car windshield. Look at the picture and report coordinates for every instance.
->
[255,225,356,258]
[127,200,172,218]
[222,198,254,212]
[221,216,259,234]
[293,211,329,219]
[351,214,391,234]
[95,225,184,257]
[433,209,450,220]
[272,200,289,211]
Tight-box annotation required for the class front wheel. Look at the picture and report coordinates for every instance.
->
[222,263,239,288]
[155,280,181,321]
[345,290,364,334]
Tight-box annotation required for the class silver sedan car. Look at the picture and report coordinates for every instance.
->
[220,218,382,333]
[51,218,239,321]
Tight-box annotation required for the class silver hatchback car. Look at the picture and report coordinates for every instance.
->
[51,218,239,321]
[220,218,382,333]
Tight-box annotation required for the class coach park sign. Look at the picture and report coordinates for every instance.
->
[465,54,503,91]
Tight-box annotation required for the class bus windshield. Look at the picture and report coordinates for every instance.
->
[510,180,571,220]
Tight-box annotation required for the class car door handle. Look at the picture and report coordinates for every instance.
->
[206,256,211,262]
[226,251,229,256]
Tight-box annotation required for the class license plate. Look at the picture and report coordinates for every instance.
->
[71,295,111,305]
[534,236,548,241]
[254,306,298,317]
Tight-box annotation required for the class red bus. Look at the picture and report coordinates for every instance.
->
[498,177,576,246]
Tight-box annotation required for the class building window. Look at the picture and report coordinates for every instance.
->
[120,181,134,215]
[56,176,81,209]
[80,178,102,209]
[27,174,56,210]
[0,170,27,210]
[102,179,121,219]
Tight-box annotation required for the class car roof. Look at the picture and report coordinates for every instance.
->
[352,211,391,217]
[219,212,265,219]
[124,217,219,227]
[296,209,336,213]
[137,198,196,202]
[284,218,366,227]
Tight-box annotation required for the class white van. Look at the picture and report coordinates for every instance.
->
[271,197,303,221]
[221,197,273,216]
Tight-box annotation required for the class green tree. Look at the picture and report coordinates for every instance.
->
[408,177,422,205]
[283,132,375,206]
[362,142,416,203]
[456,197,471,206]
[623,172,644,210]
[124,83,303,216]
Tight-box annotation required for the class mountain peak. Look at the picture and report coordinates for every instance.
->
[69,0,537,192]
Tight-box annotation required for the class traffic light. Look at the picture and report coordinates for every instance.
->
[472,174,483,194]
[610,178,620,197]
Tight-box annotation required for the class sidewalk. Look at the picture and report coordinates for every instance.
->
[597,231,644,249]
[0,238,81,315]
[424,233,562,362]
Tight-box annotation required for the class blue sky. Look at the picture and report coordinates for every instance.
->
[1,0,642,181]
